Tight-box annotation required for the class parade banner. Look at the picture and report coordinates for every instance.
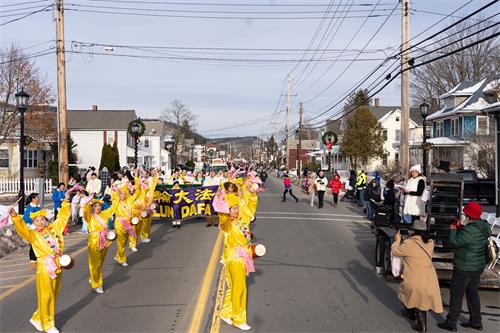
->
[153,185,219,220]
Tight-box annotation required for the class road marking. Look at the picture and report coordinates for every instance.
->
[258,211,364,218]
[0,261,31,268]
[0,245,88,301]
[0,284,16,289]
[259,216,368,222]
[209,265,226,333]
[0,267,33,275]
[0,274,33,282]
[188,231,223,333]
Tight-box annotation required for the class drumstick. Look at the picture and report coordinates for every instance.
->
[9,197,23,209]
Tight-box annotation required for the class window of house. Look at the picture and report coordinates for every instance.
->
[144,139,150,148]
[383,130,387,141]
[0,150,8,168]
[382,154,388,165]
[451,118,459,136]
[425,126,432,139]
[127,156,134,165]
[395,116,400,122]
[445,98,454,109]
[436,121,443,137]
[395,129,401,141]
[477,116,489,135]
[395,153,399,163]
[106,131,114,145]
[23,150,37,168]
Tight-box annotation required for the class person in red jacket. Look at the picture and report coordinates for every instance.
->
[329,175,342,207]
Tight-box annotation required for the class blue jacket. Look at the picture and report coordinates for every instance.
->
[23,204,41,224]
[51,189,67,211]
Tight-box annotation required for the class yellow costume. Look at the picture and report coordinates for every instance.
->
[139,175,158,241]
[114,179,141,264]
[219,194,254,327]
[11,202,71,331]
[129,180,147,249]
[84,196,119,290]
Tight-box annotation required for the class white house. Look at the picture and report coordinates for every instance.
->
[141,119,172,173]
[68,106,145,169]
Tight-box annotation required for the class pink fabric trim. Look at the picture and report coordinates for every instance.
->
[236,246,255,276]
[44,254,59,279]
[93,214,109,250]
[118,217,136,238]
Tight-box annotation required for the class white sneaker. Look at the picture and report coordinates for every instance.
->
[45,327,59,333]
[121,262,128,267]
[130,247,138,253]
[220,316,233,325]
[310,203,314,207]
[235,323,252,331]
[141,238,151,243]
[29,319,43,331]
[94,287,104,294]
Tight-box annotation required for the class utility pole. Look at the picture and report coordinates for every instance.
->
[286,74,292,170]
[400,0,410,176]
[297,102,303,172]
[56,0,69,184]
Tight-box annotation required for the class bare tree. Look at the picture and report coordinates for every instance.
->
[160,100,198,166]
[411,18,500,105]
[0,44,54,145]
[464,132,496,179]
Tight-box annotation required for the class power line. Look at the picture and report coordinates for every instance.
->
[0,4,53,26]
[0,1,48,7]
[83,0,395,7]
[0,47,54,65]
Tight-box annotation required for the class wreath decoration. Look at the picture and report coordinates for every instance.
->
[128,119,145,138]
[208,148,215,156]
[321,131,338,150]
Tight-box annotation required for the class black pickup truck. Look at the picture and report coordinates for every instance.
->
[454,170,496,205]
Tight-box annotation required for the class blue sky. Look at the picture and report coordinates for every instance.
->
[1,0,494,138]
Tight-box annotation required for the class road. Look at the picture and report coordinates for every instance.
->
[1,176,499,332]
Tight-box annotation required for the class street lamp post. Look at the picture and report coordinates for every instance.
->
[128,119,145,169]
[16,88,30,214]
[420,101,429,177]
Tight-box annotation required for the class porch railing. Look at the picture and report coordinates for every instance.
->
[0,178,53,194]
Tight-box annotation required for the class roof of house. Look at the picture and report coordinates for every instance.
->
[68,110,136,130]
[440,80,485,99]
[427,78,498,121]
[369,106,437,125]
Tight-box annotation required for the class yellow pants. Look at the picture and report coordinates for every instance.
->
[31,261,62,331]
[114,221,130,264]
[139,216,152,240]
[88,244,109,289]
[220,258,247,326]
[128,224,140,249]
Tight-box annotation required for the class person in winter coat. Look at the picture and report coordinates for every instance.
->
[329,175,342,207]
[355,170,367,206]
[315,170,328,209]
[392,219,443,332]
[365,179,382,221]
[402,164,426,223]
[51,183,67,219]
[307,172,316,207]
[348,170,356,189]
[383,180,396,224]
[438,202,491,332]
[282,174,298,203]
[23,193,41,266]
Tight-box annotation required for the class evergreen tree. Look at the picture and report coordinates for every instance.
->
[99,144,115,171]
[112,141,120,172]
[341,106,385,169]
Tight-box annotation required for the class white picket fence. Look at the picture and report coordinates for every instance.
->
[0,178,53,194]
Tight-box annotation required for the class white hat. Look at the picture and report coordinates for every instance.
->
[410,164,422,174]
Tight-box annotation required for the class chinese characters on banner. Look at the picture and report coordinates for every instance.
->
[153,185,218,220]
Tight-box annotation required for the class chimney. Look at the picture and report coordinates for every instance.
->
[374,98,380,107]
[92,105,98,112]
[431,98,438,108]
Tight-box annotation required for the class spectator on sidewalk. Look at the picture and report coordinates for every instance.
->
[51,183,67,219]
[383,180,396,224]
[203,169,220,227]
[438,202,491,332]
[365,179,382,221]
[392,219,443,332]
[355,170,367,206]
[329,174,342,207]
[99,167,110,196]
[401,164,425,224]
[282,174,298,203]
[86,173,102,197]
[315,170,328,209]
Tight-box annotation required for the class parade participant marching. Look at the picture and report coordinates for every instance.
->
[23,193,41,267]
[219,193,255,331]
[113,174,142,267]
[84,191,119,293]
[8,191,71,333]
[138,169,158,243]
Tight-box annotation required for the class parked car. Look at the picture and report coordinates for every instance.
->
[453,169,496,204]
